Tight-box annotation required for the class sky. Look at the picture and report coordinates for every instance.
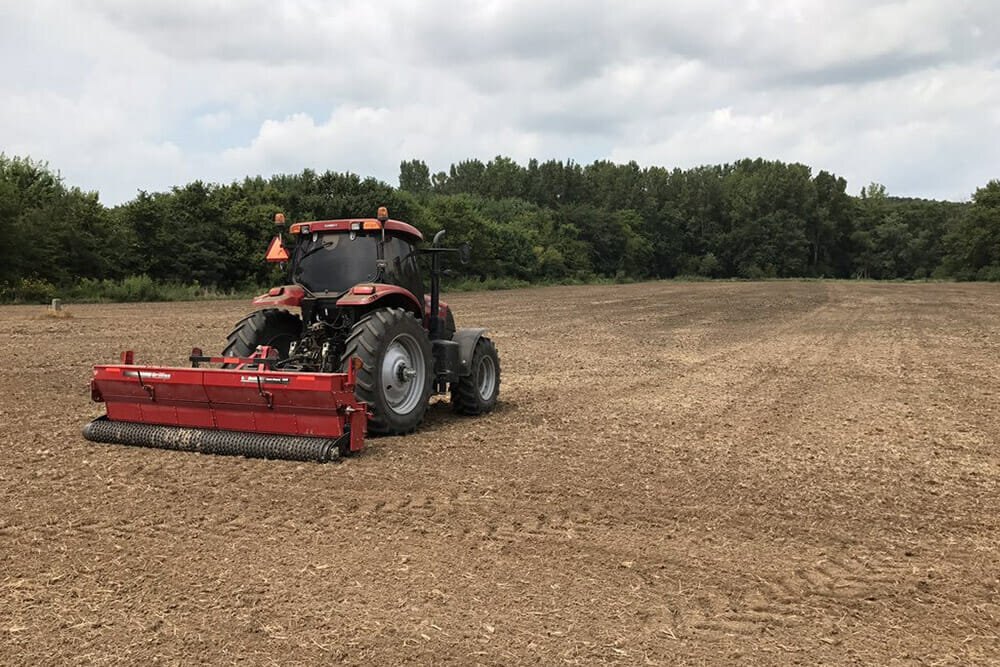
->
[1,0,997,205]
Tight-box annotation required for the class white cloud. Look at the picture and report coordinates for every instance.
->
[195,111,232,132]
[1,0,997,204]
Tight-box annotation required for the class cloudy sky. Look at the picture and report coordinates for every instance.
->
[1,0,997,205]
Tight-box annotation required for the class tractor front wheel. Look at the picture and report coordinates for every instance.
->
[341,308,433,435]
[452,337,500,415]
[222,308,302,359]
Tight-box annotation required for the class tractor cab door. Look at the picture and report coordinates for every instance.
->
[382,237,424,303]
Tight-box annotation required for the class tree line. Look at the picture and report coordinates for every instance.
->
[1,153,999,302]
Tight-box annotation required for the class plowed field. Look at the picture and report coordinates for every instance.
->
[2,281,999,665]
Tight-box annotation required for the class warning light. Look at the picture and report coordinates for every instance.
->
[274,212,286,226]
[376,206,389,222]
[363,220,382,231]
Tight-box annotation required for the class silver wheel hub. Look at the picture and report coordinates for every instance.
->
[476,355,497,401]
[380,333,425,414]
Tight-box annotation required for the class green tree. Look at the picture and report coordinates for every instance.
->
[399,159,431,194]
[942,181,1000,280]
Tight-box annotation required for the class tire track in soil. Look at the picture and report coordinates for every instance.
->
[668,552,908,642]
[480,284,894,644]
[340,492,597,544]
[578,286,834,444]
[645,286,917,642]
[562,284,834,412]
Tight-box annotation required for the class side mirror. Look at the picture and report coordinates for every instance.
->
[459,242,472,265]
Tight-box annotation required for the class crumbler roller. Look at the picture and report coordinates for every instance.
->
[83,417,346,462]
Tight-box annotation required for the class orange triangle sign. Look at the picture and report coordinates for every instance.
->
[266,235,289,262]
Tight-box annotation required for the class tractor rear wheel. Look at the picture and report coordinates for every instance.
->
[222,308,302,359]
[452,337,500,415]
[341,307,433,435]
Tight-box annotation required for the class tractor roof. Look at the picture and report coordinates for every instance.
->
[289,218,424,244]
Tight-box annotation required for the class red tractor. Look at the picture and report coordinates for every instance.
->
[231,207,501,434]
[83,208,500,461]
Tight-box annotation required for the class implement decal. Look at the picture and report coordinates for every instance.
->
[240,376,290,385]
[124,371,172,380]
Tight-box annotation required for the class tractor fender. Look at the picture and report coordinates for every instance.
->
[335,284,422,319]
[452,328,488,376]
[252,284,305,308]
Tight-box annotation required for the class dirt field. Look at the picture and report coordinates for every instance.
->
[2,281,999,665]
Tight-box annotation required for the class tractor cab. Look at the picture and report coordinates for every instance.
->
[280,210,425,301]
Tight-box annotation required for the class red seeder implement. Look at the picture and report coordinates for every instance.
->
[83,347,367,462]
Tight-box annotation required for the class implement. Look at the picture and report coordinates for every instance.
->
[82,349,367,463]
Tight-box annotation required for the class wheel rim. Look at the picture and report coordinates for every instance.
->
[380,332,426,414]
[476,355,497,401]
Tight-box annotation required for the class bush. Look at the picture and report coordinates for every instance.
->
[975,265,1000,282]
[67,275,182,302]
[444,276,533,292]
[0,278,58,303]
[698,253,721,277]
[64,275,254,303]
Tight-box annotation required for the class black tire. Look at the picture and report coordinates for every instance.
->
[340,308,433,435]
[222,308,302,359]
[452,337,500,415]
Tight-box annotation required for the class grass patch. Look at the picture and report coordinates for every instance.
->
[1,275,264,304]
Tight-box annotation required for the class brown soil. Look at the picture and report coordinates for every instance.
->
[2,281,999,665]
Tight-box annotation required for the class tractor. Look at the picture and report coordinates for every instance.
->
[228,207,501,434]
